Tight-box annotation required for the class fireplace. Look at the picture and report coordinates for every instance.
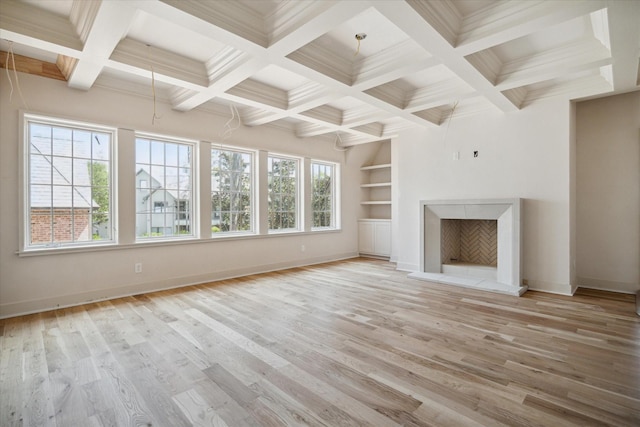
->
[409,199,526,296]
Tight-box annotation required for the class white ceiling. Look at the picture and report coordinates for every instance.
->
[1,0,639,146]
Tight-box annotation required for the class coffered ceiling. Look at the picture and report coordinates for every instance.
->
[1,0,639,146]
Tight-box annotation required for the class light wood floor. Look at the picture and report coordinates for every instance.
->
[1,258,639,427]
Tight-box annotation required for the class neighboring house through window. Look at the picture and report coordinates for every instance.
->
[135,136,194,239]
[24,115,114,249]
[268,155,299,232]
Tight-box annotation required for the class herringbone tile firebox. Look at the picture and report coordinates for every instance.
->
[441,219,497,266]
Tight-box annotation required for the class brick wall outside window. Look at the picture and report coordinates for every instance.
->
[30,208,91,244]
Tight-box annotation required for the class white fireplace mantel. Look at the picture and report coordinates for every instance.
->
[409,198,526,296]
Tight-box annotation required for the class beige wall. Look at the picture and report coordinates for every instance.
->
[393,99,574,294]
[576,91,640,293]
[0,73,378,318]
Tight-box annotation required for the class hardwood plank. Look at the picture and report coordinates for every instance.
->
[1,258,639,426]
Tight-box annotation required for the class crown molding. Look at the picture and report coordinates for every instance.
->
[352,39,434,90]
[364,84,405,110]
[226,78,288,110]
[206,46,251,83]
[411,108,442,126]
[496,40,612,90]
[266,0,335,47]
[70,0,101,45]
[456,0,606,55]
[286,42,352,86]
[110,38,208,88]
[161,0,268,48]
[342,106,388,128]
[406,0,461,47]
[520,73,613,107]
[501,87,528,109]
[405,78,475,112]
[465,49,502,85]
[300,105,342,127]
[352,122,383,138]
[0,0,83,54]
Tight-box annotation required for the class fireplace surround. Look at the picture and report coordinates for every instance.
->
[409,198,526,296]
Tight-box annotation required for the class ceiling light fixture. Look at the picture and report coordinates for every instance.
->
[354,33,367,57]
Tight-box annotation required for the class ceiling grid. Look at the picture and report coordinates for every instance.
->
[0,0,638,146]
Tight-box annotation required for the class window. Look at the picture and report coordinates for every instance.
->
[311,161,337,229]
[25,116,114,248]
[211,147,253,234]
[135,136,194,239]
[268,155,299,231]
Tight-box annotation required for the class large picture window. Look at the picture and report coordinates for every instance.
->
[135,136,194,239]
[311,160,337,229]
[211,147,253,234]
[25,116,114,248]
[268,155,299,231]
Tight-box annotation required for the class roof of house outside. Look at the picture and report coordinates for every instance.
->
[29,134,98,209]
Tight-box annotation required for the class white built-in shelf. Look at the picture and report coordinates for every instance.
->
[361,163,391,171]
[360,182,391,188]
[361,201,392,205]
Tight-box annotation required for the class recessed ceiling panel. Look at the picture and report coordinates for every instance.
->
[250,65,309,92]
[127,11,226,63]
[490,14,597,63]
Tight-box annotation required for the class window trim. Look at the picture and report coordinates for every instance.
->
[134,132,199,241]
[267,153,302,234]
[210,144,257,237]
[21,113,118,251]
[310,159,340,231]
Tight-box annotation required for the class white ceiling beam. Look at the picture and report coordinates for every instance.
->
[375,0,519,113]
[606,0,640,91]
[66,0,138,90]
[267,1,372,56]
[455,0,607,56]
[279,54,439,128]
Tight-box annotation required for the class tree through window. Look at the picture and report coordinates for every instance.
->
[268,155,299,231]
[311,161,336,229]
[211,147,253,234]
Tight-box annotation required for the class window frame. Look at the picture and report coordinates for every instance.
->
[22,114,117,251]
[134,133,198,241]
[210,144,256,236]
[310,159,339,231]
[267,153,302,233]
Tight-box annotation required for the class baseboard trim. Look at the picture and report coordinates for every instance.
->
[0,252,359,319]
[396,262,419,272]
[526,279,573,296]
[577,276,639,294]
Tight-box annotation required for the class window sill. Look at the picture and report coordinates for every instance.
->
[17,228,342,257]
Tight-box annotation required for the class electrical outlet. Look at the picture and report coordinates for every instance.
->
[135,263,142,273]
[301,245,306,252]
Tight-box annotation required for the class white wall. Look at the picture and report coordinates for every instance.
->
[0,73,377,318]
[576,91,640,293]
[393,99,574,294]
